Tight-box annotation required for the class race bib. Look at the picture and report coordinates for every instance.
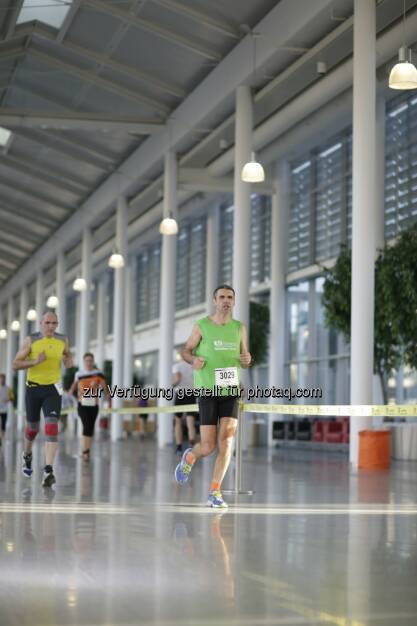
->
[54,381,63,396]
[215,367,239,388]
[81,396,96,407]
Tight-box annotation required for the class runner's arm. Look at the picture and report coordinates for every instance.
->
[181,325,205,370]
[240,324,252,368]
[13,337,42,370]
[68,375,78,397]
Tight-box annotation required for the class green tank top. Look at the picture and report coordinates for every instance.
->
[194,317,241,396]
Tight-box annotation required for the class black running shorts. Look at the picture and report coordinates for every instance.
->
[197,395,239,426]
[77,403,99,437]
[174,393,199,418]
[25,383,62,422]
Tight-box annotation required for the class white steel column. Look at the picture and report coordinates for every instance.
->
[111,197,127,441]
[0,308,6,372]
[17,286,28,431]
[373,95,386,407]
[232,85,252,331]
[268,161,289,445]
[205,205,220,313]
[35,270,44,323]
[95,277,106,370]
[6,298,15,389]
[79,228,92,358]
[350,0,376,465]
[123,264,133,388]
[157,150,177,448]
[56,252,66,333]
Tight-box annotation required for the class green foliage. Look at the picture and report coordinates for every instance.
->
[249,301,270,366]
[103,360,113,385]
[322,223,417,402]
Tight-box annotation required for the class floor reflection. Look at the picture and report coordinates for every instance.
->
[0,438,415,625]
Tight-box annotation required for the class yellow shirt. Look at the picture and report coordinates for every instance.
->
[27,332,66,385]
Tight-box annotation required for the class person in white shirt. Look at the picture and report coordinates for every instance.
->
[0,374,13,446]
[172,360,198,454]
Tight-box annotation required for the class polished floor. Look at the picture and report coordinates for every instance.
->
[0,431,417,626]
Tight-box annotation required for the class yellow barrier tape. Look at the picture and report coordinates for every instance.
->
[58,403,417,417]
[243,403,417,417]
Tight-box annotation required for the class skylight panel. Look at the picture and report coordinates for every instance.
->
[17,0,73,29]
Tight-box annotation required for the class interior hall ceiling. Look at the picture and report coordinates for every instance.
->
[0,0,414,292]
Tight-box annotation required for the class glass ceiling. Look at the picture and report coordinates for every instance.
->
[17,0,73,29]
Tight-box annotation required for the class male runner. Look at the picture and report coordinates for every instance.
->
[13,311,73,487]
[175,285,251,508]
[69,352,110,461]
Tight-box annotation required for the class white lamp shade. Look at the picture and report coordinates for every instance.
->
[389,62,417,89]
[241,153,265,183]
[26,309,37,321]
[108,253,125,269]
[46,295,59,308]
[159,217,178,235]
[0,329,7,339]
[73,277,87,292]
[11,320,20,332]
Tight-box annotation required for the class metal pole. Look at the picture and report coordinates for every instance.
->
[223,400,253,496]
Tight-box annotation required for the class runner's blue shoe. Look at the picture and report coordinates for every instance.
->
[174,447,194,484]
[207,490,228,509]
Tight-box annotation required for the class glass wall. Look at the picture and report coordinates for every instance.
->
[176,218,206,311]
[218,195,271,286]
[135,242,161,325]
[285,277,350,404]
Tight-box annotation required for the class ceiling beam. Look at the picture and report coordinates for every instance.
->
[0,214,43,243]
[152,0,240,39]
[0,258,18,271]
[84,0,221,61]
[2,0,24,41]
[0,176,71,216]
[4,149,90,193]
[56,0,81,44]
[58,38,185,99]
[0,205,52,235]
[0,231,35,253]
[2,21,186,99]
[11,125,114,171]
[0,109,164,134]
[0,154,84,197]
[0,244,22,263]
[30,48,170,115]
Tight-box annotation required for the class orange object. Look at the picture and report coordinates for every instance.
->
[358,430,391,470]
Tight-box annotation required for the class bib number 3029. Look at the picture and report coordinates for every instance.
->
[215,367,239,388]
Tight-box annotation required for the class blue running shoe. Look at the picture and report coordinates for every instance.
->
[207,490,228,509]
[174,447,194,484]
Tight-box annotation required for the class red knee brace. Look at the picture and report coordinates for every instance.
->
[45,421,58,439]
[25,424,39,441]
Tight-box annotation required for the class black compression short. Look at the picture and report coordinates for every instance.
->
[25,383,61,422]
[77,404,99,437]
[197,395,239,426]
[174,393,199,418]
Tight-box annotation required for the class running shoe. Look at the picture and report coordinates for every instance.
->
[175,444,183,454]
[22,452,33,478]
[207,490,228,509]
[174,447,194,484]
[42,469,56,488]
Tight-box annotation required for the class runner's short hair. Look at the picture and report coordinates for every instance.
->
[213,284,235,298]
[83,352,94,359]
